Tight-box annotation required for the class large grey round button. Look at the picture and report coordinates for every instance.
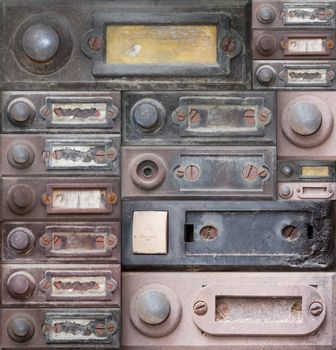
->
[133,103,159,129]
[7,317,35,343]
[23,24,60,63]
[13,187,33,208]
[8,227,35,254]
[257,6,276,24]
[7,273,35,299]
[257,34,276,55]
[9,102,30,123]
[136,290,171,325]
[256,65,276,84]
[11,145,31,165]
[289,102,322,136]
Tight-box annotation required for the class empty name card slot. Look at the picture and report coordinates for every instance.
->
[298,184,334,198]
[215,296,302,322]
[192,284,326,336]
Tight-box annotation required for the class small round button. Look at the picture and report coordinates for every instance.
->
[7,317,35,343]
[136,290,171,325]
[23,24,60,63]
[7,273,35,299]
[281,164,294,177]
[256,65,276,84]
[8,228,33,254]
[133,103,159,129]
[13,187,33,208]
[257,34,276,55]
[289,102,322,136]
[11,145,31,164]
[8,99,36,125]
[279,185,292,198]
[257,6,276,24]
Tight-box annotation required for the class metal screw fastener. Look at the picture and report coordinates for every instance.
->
[193,301,208,316]
[175,167,185,177]
[222,37,236,52]
[258,168,268,178]
[309,301,323,316]
[327,40,334,49]
[88,36,102,51]
[242,165,258,181]
[258,109,271,124]
[243,110,256,126]
[96,235,105,249]
[185,165,200,181]
[189,109,201,125]
[282,225,299,241]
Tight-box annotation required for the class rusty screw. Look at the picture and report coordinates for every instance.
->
[185,165,200,181]
[258,109,271,123]
[243,109,256,126]
[88,36,102,51]
[95,150,105,161]
[40,106,50,118]
[282,225,299,241]
[222,37,236,52]
[309,301,323,316]
[175,167,185,177]
[258,168,268,178]
[53,235,62,248]
[327,40,334,49]
[95,322,106,336]
[107,234,118,248]
[106,148,116,160]
[193,301,208,316]
[107,192,118,205]
[242,165,258,181]
[108,108,117,119]
[189,109,201,125]
[175,110,186,122]
[95,235,105,249]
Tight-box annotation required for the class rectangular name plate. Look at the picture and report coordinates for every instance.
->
[44,140,118,170]
[44,310,118,344]
[122,146,276,199]
[44,183,115,214]
[82,12,243,77]
[283,35,332,55]
[40,271,117,301]
[122,200,335,269]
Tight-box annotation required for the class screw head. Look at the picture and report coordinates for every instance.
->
[289,102,322,136]
[256,65,277,84]
[309,301,323,316]
[193,301,208,316]
[23,24,60,63]
[257,6,276,24]
[133,103,159,129]
[242,165,258,181]
[136,290,171,325]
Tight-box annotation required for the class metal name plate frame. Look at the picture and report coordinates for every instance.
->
[122,200,335,270]
[253,61,336,89]
[1,91,121,133]
[122,146,276,199]
[1,308,120,348]
[278,160,336,182]
[122,272,334,348]
[252,0,336,29]
[123,91,276,146]
[2,222,120,263]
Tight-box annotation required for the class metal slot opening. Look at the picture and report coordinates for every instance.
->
[184,224,194,242]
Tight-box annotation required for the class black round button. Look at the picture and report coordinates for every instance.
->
[257,6,276,24]
[289,102,322,136]
[256,66,276,84]
[257,34,276,55]
[281,164,294,177]
[8,229,30,253]
[11,145,31,165]
[136,290,171,325]
[23,24,60,63]
[7,317,35,343]
[12,187,33,208]
[133,103,159,129]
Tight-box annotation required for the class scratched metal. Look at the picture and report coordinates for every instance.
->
[2,177,120,220]
[252,0,336,29]
[0,0,249,90]
[253,61,336,89]
[123,91,276,146]
[122,272,334,349]
[122,146,276,199]
[1,91,120,133]
[1,264,120,307]
[2,222,120,263]
[2,134,120,175]
[1,308,120,348]
[122,200,335,270]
